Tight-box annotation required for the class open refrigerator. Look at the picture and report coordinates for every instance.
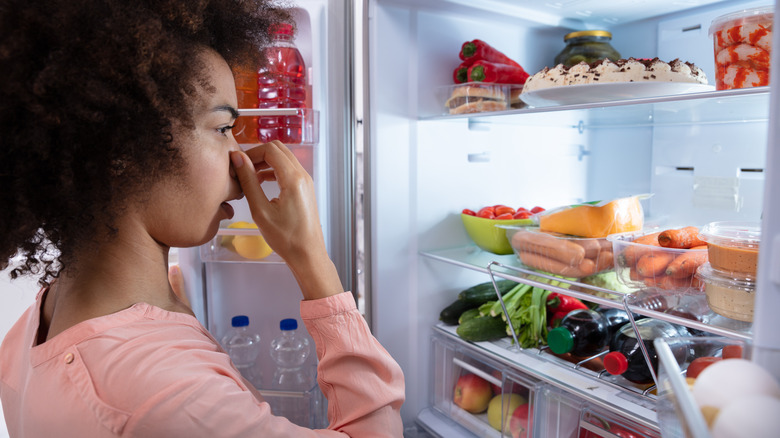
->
[176,0,780,435]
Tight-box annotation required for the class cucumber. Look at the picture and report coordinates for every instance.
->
[457,280,519,307]
[439,299,476,325]
[458,307,481,325]
[456,315,507,342]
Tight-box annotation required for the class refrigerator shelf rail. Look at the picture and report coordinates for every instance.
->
[421,246,752,340]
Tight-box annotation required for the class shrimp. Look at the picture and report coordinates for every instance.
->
[721,64,770,89]
[714,22,773,52]
[716,43,771,71]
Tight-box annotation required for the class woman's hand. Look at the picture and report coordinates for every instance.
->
[229,141,343,300]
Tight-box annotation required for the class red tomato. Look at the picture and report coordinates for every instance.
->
[478,209,494,219]
[462,208,476,216]
[513,211,532,219]
[493,204,510,210]
[495,206,516,216]
[478,206,495,216]
[516,206,529,212]
[530,206,545,214]
[722,345,743,359]
[686,356,722,379]
[495,213,513,220]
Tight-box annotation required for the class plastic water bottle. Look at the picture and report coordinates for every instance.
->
[221,315,262,387]
[269,318,312,390]
[257,23,307,144]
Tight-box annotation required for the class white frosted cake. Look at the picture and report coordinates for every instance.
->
[523,58,708,93]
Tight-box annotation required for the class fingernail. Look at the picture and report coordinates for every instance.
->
[230,151,244,169]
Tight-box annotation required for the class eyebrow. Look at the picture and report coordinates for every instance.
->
[213,104,239,120]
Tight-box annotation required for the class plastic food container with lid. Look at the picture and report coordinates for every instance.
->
[696,262,756,322]
[698,221,760,279]
[709,6,774,90]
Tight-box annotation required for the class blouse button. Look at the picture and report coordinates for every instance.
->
[63,353,74,364]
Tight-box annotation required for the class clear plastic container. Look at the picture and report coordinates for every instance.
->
[440,83,523,115]
[221,315,262,387]
[696,263,756,322]
[270,318,312,389]
[505,227,614,278]
[709,6,773,90]
[698,221,760,280]
[608,230,708,293]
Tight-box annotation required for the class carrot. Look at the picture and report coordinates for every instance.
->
[658,275,693,291]
[658,226,707,249]
[636,251,675,277]
[518,251,596,277]
[511,231,585,266]
[665,249,709,278]
[622,232,661,266]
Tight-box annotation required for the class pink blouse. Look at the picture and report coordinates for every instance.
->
[0,290,405,437]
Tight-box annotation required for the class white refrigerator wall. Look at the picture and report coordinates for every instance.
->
[367,0,769,425]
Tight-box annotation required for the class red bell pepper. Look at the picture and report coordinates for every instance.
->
[453,61,470,84]
[548,310,568,329]
[546,293,588,314]
[467,60,529,84]
[460,39,522,69]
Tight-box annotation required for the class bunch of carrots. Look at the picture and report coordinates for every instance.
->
[452,39,530,85]
[621,226,709,291]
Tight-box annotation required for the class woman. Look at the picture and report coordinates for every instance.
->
[0,0,405,436]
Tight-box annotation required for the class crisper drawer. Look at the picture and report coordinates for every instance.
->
[536,385,661,438]
[431,332,542,437]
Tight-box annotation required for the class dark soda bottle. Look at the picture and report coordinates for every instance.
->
[258,23,307,144]
[547,308,631,357]
[603,318,692,384]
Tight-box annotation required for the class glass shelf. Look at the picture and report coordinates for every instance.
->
[420,245,753,340]
[422,86,770,130]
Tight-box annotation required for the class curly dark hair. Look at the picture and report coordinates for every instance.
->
[0,0,291,285]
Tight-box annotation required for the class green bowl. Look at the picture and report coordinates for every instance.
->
[461,213,534,255]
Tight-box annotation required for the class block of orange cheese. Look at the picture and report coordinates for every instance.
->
[539,196,644,238]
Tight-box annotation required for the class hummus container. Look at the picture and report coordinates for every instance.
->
[698,221,760,279]
[709,6,774,90]
[696,263,755,322]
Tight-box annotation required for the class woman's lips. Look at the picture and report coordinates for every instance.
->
[220,202,235,219]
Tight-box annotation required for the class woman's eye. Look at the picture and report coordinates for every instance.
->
[218,125,235,136]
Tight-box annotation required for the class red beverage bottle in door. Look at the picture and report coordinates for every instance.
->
[258,23,307,144]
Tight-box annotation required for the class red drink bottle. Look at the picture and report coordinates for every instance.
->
[258,23,307,144]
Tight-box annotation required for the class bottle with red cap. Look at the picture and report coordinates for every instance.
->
[257,22,307,144]
[603,318,693,384]
[547,308,631,357]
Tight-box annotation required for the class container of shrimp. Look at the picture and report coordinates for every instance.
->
[608,230,708,293]
[709,6,774,90]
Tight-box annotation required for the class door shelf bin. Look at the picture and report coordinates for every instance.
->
[431,332,542,437]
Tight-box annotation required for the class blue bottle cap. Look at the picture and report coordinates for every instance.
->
[231,315,249,327]
[280,318,298,331]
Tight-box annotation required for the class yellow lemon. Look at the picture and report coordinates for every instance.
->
[224,221,273,260]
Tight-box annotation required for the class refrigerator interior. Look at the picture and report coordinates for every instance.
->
[364,0,774,433]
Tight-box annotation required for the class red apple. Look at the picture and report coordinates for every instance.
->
[509,403,532,438]
[453,373,493,413]
[687,356,721,379]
